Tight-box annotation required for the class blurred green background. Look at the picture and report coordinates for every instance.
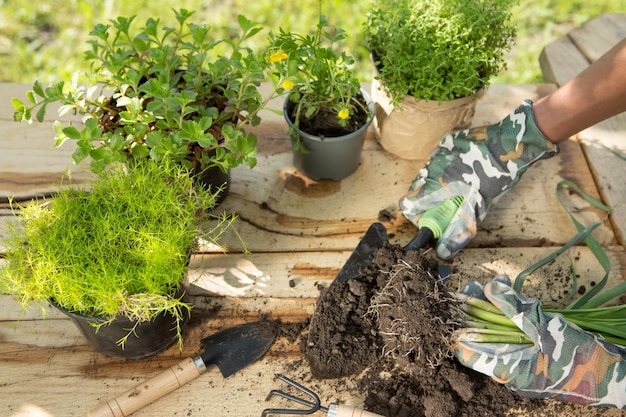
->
[0,0,622,84]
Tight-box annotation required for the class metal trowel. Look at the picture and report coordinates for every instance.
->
[325,222,389,289]
[89,321,277,417]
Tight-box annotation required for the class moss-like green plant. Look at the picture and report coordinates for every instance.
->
[1,161,237,348]
[364,0,517,104]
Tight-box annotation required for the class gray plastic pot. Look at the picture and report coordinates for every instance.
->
[284,89,375,181]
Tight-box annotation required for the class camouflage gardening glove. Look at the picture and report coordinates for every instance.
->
[399,100,558,259]
[453,277,626,408]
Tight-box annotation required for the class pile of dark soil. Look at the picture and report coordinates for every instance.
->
[302,242,619,417]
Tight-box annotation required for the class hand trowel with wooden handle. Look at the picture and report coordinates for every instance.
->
[89,321,277,417]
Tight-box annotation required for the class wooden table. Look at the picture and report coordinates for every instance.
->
[2,17,626,416]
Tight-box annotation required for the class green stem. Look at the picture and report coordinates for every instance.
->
[455,329,532,344]
[460,304,517,328]
[464,319,520,333]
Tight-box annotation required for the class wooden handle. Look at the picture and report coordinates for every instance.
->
[330,404,385,417]
[88,356,205,417]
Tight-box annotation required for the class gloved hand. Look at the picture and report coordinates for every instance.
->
[399,100,558,259]
[453,277,626,408]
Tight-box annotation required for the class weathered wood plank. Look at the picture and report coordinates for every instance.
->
[0,123,92,202]
[205,137,613,252]
[569,13,626,64]
[4,352,625,417]
[188,246,626,307]
[539,13,626,86]
[539,35,590,86]
[578,114,626,245]
[201,83,613,253]
[3,245,623,322]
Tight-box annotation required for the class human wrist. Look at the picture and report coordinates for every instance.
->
[498,100,558,163]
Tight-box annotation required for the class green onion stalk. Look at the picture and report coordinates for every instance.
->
[453,291,626,346]
[454,181,626,347]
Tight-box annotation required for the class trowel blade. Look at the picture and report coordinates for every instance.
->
[331,222,388,286]
[200,321,277,378]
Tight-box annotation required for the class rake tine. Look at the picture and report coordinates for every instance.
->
[261,374,329,416]
[267,389,319,409]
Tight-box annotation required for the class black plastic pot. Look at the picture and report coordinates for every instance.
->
[53,303,190,360]
[195,165,231,207]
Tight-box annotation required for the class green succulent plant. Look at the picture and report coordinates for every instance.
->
[12,9,280,176]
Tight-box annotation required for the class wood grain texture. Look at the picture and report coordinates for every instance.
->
[2,43,626,416]
[539,13,626,85]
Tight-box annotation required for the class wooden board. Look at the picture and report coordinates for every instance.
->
[2,75,626,417]
[539,13,626,86]
[202,83,613,254]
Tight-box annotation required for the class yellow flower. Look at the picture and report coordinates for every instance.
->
[269,50,288,63]
[281,79,295,90]
[338,108,350,120]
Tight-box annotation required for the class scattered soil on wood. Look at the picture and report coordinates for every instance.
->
[302,242,620,417]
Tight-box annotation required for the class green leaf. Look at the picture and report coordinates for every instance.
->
[83,118,102,138]
[146,100,164,114]
[131,144,150,159]
[32,80,45,98]
[237,15,255,32]
[57,104,76,118]
[107,133,124,152]
[62,126,82,140]
[54,134,69,148]
[35,103,48,123]
[145,131,164,148]
[89,147,110,162]
[196,133,217,149]
[12,108,26,122]
[25,90,36,105]
[71,148,87,165]
[197,116,214,132]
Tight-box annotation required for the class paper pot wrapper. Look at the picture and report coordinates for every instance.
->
[372,78,485,160]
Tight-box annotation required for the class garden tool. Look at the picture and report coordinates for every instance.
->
[324,221,388,290]
[317,195,462,292]
[262,374,384,417]
[89,321,277,417]
[403,195,463,251]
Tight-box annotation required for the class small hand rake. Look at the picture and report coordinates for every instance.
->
[262,374,383,417]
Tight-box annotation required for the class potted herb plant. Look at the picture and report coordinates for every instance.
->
[12,9,279,204]
[363,0,516,160]
[0,161,236,359]
[266,7,374,181]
